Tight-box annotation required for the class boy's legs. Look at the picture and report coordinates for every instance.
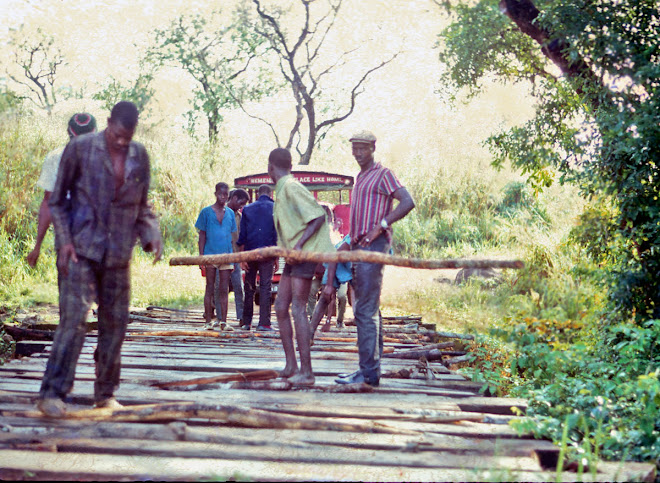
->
[309,293,331,344]
[276,262,317,385]
[204,266,217,325]
[306,277,321,318]
[336,282,348,325]
[290,275,315,385]
[216,268,231,323]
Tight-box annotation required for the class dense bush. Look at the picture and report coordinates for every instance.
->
[500,319,660,464]
[393,171,551,258]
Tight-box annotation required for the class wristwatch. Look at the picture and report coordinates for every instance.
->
[380,218,389,230]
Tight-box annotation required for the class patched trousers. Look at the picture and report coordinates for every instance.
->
[351,234,387,383]
[39,256,130,403]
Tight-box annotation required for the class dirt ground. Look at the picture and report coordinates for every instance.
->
[381,266,457,298]
[4,267,459,327]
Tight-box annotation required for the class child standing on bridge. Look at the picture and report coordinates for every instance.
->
[268,148,335,386]
[195,182,237,331]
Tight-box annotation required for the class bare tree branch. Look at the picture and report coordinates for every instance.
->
[499,0,605,106]
[249,0,395,164]
[316,52,399,132]
[307,1,340,63]
[253,0,292,57]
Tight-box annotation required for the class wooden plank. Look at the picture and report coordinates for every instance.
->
[4,402,419,435]
[0,449,652,482]
[0,421,558,456]
[0,436,546,471]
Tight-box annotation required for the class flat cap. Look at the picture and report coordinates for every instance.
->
[349,130,377,144]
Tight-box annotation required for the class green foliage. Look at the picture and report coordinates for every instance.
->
[393,170,550,258]
[438,0,660,323]
[93,72,155,115]
[438,0,548,97]
[145,9,273,142]
[503,320,660,464]
[0,85,23,116]
[0,325,16,365]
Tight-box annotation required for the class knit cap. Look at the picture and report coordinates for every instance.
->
[67,113,97,138]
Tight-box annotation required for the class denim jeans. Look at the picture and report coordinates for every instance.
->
[351,234,387,383]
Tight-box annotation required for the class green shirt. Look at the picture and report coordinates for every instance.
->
[273,175,335,253]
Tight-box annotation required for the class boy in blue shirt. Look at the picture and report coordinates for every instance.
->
[195,182,237,331]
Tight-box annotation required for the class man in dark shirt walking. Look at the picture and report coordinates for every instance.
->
[37,101,162,417]
[237,184,278,331]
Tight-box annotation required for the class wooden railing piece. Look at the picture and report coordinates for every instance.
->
[170,247,524,270]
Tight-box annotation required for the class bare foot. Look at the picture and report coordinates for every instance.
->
[288,373,315,387]
[279,365,298,378]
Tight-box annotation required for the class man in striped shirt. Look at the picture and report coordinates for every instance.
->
[335,130,415,387]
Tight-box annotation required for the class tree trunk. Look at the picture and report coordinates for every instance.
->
[299,98,316,165]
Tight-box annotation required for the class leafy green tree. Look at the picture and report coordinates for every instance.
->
[6,27,65,115]
[93,71,155,116]
[437,0,660,322]
[244,0,398,165]
[0,83,23,115]
[146,10,272,143]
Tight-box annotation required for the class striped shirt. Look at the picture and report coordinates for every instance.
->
[350,162,403,241]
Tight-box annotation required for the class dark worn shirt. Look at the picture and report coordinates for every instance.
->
[237,195,277,250]
[49,130,161,268]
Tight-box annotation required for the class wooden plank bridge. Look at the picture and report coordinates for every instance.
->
[0,306,655,481]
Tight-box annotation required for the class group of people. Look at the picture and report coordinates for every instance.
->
[263,133,415,387]
[30,98,414,417]
[195,182,277,332]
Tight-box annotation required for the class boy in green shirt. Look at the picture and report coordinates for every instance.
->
[269,148,335,386]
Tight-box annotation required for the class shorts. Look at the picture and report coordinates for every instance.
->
[205,264,233,271]
[283,261,317,280]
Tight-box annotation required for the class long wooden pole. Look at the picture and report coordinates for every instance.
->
[169,247,524,270]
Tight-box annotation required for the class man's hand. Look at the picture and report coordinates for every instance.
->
[240,261,249,271]
[358,226,383,247]
[57,244,79,276]
[26,247,41,268]
[321,283,336,303]
[145,239,164,264]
